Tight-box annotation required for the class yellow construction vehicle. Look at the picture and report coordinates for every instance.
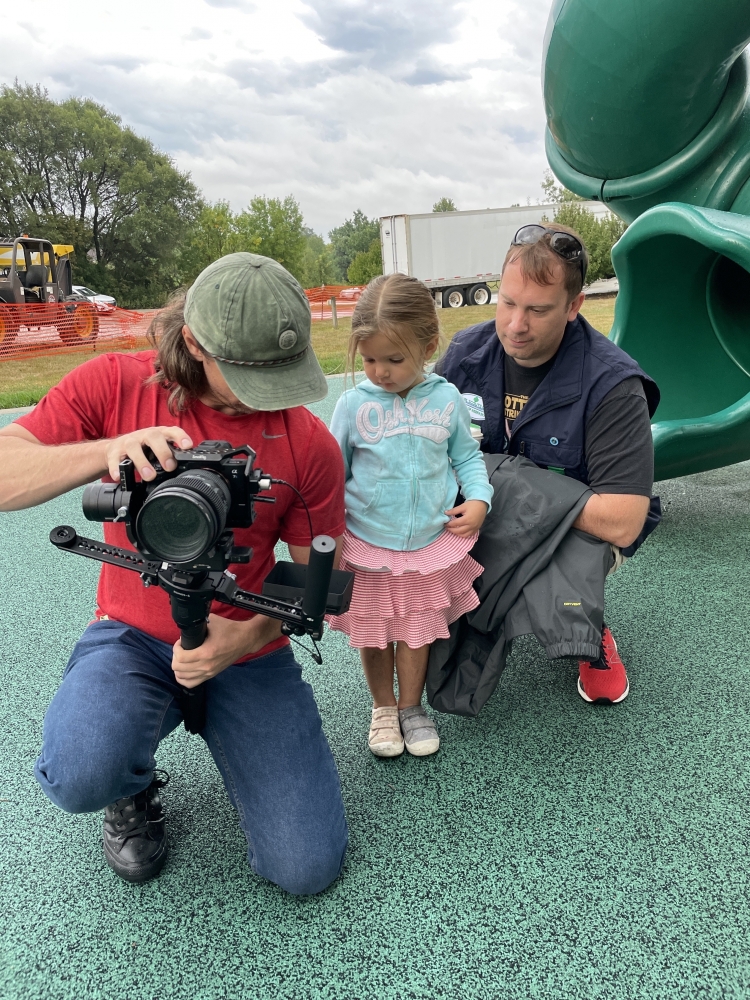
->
[0,237,99,351]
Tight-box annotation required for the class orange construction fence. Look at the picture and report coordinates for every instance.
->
[0,285,365,363]
[0,303,151,361]
[305,285,365,321]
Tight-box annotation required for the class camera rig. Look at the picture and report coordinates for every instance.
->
[49,441,353,734]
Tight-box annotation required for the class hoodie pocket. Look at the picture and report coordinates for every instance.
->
[359,481,412,544]
[415,478,450,536]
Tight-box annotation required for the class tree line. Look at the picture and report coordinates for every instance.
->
[0,85,386,307]
[0,85,622,308]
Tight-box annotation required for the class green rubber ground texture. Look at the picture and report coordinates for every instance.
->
[1,382,750,999]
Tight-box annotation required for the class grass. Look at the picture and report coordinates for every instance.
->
[0,350,144,410]
[580,294,616,334]
[0,298,616,409]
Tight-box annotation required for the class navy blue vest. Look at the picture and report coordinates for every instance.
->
[439,315,660,486]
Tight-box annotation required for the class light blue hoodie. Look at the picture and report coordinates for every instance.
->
[330,373,494,551]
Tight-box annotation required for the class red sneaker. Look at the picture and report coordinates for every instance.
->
[577,625,629,704]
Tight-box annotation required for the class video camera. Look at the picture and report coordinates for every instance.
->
[50,440,353,734]
[81,440,272,569]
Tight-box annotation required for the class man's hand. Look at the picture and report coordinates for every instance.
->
[172,537,344,687]
[105,426,193,481]
[171,613,282,688]
[444,499,489,537]
[573,493,650,548]
[0,423,193,511]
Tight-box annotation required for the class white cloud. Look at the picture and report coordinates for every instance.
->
[0,0,554,235]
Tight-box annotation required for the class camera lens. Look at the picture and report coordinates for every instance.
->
[135,470,231,563]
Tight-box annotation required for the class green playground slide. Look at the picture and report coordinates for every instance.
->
[543,0,750,479]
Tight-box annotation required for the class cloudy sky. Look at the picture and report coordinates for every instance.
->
[1,0,554,235]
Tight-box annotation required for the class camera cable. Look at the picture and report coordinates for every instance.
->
[269,478,325,665]
[269,478,314,544]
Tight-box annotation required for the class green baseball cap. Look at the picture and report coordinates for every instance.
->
[184,252,327,411]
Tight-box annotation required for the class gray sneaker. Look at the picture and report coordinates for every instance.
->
[398,706,440,756]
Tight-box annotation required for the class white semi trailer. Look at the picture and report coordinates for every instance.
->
[380,202,609,307]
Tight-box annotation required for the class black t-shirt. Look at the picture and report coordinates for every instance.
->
[504,355,653,496]
[503,354,555,429]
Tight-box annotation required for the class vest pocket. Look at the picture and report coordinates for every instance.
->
[522,439,583,475]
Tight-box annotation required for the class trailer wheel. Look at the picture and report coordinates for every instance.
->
[0,305,19,354]
[443,286,465,308]
[59,301,99,345]
[468,283,492,306]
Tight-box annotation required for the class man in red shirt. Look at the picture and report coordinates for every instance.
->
[0,254,348,893]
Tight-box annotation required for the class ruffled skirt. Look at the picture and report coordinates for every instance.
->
[326,529,483,649]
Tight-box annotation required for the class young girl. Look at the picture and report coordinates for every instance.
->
[328,273,493,758]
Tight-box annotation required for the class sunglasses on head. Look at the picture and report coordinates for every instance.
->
[511,225,587,284]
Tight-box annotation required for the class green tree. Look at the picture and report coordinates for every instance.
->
[178,201,237,285]
[541,169,584,205]
[347,238,382,285]
[301,228,337,287]
[328,209,379,278]
[0,83,199,307]
[432,197,457,212]
[551,201,626,283]
[231,195,306,283]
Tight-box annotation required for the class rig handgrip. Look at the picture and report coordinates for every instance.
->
[180,621,208,650]
[178,624,208,733]
[302,535,336,623]
[180,685,206,735]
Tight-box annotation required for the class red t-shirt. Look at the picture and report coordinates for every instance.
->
[17,351,345,658]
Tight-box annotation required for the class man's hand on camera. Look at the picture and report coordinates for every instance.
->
[171,614,283,687]
[106,427,194,482]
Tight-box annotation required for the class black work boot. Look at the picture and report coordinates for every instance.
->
[102,772,169,883]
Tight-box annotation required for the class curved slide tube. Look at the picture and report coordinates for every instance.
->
[611,204,750,479]
[544,0,750,221]
[544,0,750,477]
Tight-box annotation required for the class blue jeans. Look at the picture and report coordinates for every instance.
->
[35,620,348,895]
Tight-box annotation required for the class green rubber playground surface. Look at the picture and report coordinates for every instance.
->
[2,380,750,999]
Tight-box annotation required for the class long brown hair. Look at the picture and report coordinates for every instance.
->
[145,289,208,414]
[346,273,442,384]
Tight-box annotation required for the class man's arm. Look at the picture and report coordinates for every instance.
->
[0,424,110,510]
[0,422,194,511]
[574,378,654,548]
[573,493,650,548]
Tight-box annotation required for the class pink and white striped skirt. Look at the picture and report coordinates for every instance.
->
[326,529,483,649]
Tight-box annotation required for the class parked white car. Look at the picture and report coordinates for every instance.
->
[71,285,117,311]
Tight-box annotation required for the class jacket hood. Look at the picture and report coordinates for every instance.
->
[356,372,446,397]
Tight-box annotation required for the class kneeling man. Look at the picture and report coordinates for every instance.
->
[437,224,659,704]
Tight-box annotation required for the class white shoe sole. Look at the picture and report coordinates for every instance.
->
[577,675,629,704]
[404,737,440,756]
[369,739,405,757]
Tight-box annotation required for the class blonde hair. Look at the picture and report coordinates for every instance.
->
[346,273,442,383]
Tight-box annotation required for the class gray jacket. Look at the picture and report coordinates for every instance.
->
[427,454,613,717]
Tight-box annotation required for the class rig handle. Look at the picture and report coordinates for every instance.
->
[179,684,207,735]
[302,535,336,624]
[170,594,211,734]
[179,621,208,734]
